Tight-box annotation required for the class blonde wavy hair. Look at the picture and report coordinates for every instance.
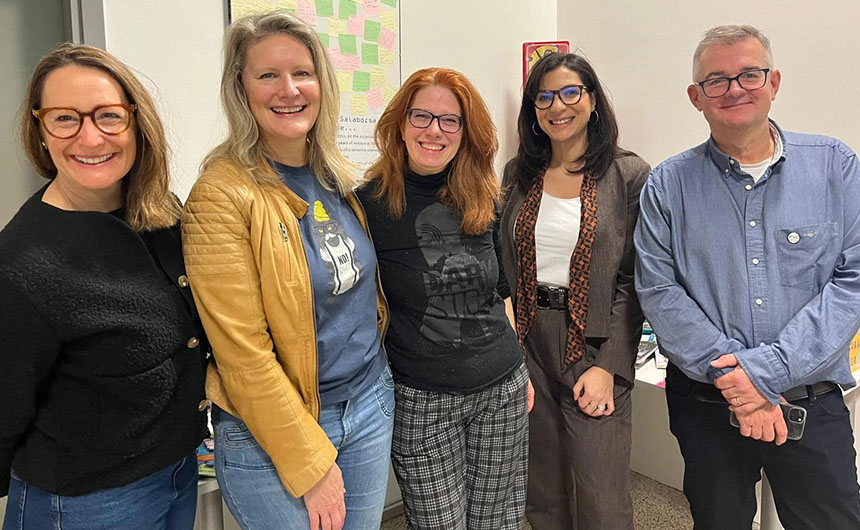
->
[203,12,355,194]
[21,42,179,231]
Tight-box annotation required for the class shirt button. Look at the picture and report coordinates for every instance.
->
[787,232,801,244]
[724,168,730,174]
[759,342,766,347]
[197,399,209,412]
[178,275,189,288]
[752,258,760,265]
[749,221,757,227]
[755,298,763,306]
[730,160,735,165]
[187,337,200,348]
[745,184,752,191]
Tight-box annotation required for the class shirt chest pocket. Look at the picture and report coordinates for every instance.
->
[774,222,837,291]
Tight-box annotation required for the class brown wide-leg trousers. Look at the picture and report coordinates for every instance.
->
[524,306,634,530]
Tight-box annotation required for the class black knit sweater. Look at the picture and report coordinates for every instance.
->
[0,187,207,497]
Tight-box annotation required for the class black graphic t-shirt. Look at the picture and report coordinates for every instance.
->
[358,166,522,393]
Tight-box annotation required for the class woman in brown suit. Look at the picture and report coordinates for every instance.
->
[500,52,650,530]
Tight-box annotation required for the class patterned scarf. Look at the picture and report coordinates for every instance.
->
[514,170,598,369]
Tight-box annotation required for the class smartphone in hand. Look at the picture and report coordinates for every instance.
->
[729,402,807,440]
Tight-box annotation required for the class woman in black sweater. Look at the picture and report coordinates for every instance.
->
[0,44,207,530]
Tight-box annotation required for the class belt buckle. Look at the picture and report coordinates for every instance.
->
[536,288,551,309]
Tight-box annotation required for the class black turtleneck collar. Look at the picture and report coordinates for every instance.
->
[404,164,451,197]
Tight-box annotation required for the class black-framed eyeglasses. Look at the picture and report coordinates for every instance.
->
[32,103,137,139]
[694,68,770,98]
[533,84,588,109]
[406,108,464,133]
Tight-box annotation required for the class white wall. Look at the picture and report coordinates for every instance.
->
[101,0,227,201]
[401,0,558,175]
[99,1,558,197]
[558,1,860,168]
[0,0,66,226]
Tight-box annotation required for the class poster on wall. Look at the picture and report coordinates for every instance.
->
[228,0,402,166]
[522,41,569,85]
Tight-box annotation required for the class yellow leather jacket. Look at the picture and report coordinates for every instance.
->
[182,159,388,497]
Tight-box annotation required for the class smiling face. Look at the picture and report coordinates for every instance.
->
[402,85,463,176]
[687,37,780,136]
[535,66,595,149]
[242,33,321,163]
[39,65,137,200]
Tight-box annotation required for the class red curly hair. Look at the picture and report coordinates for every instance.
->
[364,67,499,235]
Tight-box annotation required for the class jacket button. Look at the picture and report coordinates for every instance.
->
[187,337,200,348]
[178,275,190,288]
[197,399,209,412]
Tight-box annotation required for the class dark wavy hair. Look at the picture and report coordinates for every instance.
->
[503,52,629,193]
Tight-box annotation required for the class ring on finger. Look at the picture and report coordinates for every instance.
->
[734,397,742,406]
[595,404,607,412]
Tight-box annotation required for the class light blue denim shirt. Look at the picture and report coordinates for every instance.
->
[634,121,860,404]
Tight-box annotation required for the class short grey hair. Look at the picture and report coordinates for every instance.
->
[692,25,773,80]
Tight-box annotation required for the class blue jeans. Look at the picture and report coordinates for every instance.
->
[214,365,395,530]
[2,454,198,530]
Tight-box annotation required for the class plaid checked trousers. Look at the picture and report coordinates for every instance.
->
[391,362,529,530]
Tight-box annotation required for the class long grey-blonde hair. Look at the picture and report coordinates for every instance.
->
[202,12,355,193]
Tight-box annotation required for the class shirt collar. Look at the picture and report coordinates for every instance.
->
[707,119,788,178]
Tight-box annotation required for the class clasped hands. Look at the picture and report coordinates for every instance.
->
[711,353,788,446]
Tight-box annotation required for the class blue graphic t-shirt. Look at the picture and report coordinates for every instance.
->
[272,161,385,405]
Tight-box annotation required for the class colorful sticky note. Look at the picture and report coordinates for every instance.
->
[350,93,368,116]
[316,0,334,17]
[364,19,381,42]
[277,0,298,10]
[341,53,360,71]
[380,11,397,31]
[367,86,384,111]
[353,70,371,92]
[339,0,357,18]
[317,32,330,48]
[364,0,381,17]
[381,0,396,7]
[383,84,397,105]
[361,43,379,65]
[348,15,364,35]
[338,34,357,55]
[370,65,386,87]
[233,0,274,17]
[378,27,395,50]
[336,71,354,92]
[328,17,347,35]
[327,48,344,69]
[379,47,393,65]
[296,0,317,24]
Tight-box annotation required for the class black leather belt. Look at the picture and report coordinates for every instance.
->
[536,285,568,310]
[783,381,838,401]
[693,380,837,403]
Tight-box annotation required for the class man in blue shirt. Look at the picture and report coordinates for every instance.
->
[635,24,860,529]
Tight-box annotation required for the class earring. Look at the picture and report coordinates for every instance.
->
[41,141,48,150]
[589,110,600,124]
[531,122,544,136]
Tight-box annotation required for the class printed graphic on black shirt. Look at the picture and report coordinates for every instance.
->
[313,200,360,295]
[417,203,493,344]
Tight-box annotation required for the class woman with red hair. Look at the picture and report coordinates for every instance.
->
[358,68,529,529]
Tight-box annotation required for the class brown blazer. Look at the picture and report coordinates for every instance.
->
[500,154,650,383]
